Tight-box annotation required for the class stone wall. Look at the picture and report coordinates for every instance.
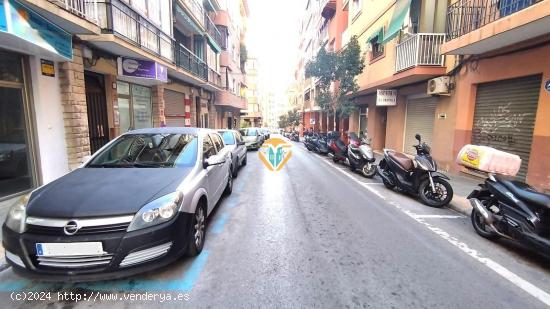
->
[58,42,90,170]
[152,85,165,127]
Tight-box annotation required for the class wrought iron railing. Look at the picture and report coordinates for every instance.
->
[49,0,99,24]
[395,33,446,72]
[208,67,222,88]
[205,13,223,48]
[446,0,536,40]
[175,43,207,80]
[98,1,174,61]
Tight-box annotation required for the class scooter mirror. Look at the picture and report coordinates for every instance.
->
[415,134,421,142]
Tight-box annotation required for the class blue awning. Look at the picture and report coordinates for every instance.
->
[206,35,221,53]
[366,28,384,44]
[382,0,412,43]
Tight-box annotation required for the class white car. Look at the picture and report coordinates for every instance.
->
[218,130,247,177]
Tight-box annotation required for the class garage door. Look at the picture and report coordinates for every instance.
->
[472,75,541,179]
[404,97,437,154]
[164,90,185,127]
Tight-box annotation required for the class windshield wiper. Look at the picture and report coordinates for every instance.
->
[87,163,133,168]
[131,162,173,168]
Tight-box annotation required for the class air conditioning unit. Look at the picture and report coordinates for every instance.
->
[427,76,450,96]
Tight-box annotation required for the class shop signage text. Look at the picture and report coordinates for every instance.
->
[376,89,397,106]
[40,59,54,77]
[0,0,72,60]
[118,57,168,82]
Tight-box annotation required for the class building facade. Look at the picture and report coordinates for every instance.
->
[293,0,550,192]
[241,56,262,127]
[0,0,249,203]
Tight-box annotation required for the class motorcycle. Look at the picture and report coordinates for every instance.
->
[311,133,329,155]
[327,131,348,164]
[290,132,300,142]
[469,174,550,257]
[303,132,315,151]
[377,134,454,207]
[347,132,376,178]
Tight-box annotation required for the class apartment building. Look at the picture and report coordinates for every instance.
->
[293,0,550,191]
[0,0,249,202]
[241,56,262,127]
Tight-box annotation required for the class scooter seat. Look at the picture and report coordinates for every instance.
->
[388,151,414,171]
[496,175,550,209]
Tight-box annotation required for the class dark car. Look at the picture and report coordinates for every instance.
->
[218,129,247,177]
[3,128,233,282]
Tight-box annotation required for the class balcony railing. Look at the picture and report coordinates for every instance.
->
[98,1,174,61]
[49,0,99,24]
[208,67,222,88]
[446,0,536,40]
[175,43,207,80]
[205,13,223,48]
[182,0,205,28]
[395,33,446,72]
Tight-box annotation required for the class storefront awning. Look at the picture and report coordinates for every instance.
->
[366,28,384,44]
[382,0,412,44]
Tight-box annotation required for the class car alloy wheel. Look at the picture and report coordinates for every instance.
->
[224,170,233,195]
[187,203,206,256]
[194,206,205,249]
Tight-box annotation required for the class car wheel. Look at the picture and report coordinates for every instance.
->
[242,153,247,166]
[223,170,233,196]
[232,161,238,178]
[186,203,206,257]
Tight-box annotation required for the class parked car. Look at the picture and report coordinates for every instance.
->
[2,127,232,282]
[0,131,28,178]
[218,129,247,177]
[239,128,262,150]
[261,128,271,140]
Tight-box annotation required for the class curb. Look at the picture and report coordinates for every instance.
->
[448,195,472,216]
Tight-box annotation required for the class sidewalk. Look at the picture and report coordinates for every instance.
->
[373,151,478,216]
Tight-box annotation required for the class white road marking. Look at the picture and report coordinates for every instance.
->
[412,214,465,219]
[312,152,550,307]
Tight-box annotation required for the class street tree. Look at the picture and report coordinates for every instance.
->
[305,36,365,130]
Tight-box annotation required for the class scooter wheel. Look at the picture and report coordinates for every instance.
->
[471,208,499,240]
[361,164,377,178]
[418,178,453,208]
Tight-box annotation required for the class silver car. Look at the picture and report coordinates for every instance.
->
[239,127,262,150]
[218,130,247,177]
[3,127,232,281]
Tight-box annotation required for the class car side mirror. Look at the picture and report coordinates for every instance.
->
[415,134,421,142]
[203,155,225,168]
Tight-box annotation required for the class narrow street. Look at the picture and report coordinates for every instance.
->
[1,136,549,308]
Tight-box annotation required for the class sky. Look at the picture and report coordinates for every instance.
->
[246,0,304,97]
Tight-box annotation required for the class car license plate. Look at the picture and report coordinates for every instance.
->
[35,242,103,257]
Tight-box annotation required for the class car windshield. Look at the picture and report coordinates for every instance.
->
[87,133,198,168]
[240,129,258,136]
[220,131,235,145]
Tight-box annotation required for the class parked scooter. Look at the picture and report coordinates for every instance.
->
[377,134,453,207]
[347,132,376,178]
[327,131,348,164]
[469,174,550,257]
[303,132,316,151]
[290,132,300,142]
[311,133,329,155]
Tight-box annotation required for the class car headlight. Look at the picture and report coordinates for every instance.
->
[127,192,183,232]
[5,194,30,233]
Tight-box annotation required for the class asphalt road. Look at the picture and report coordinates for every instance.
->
[0,135,549,308]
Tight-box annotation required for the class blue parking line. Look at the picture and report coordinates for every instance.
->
[0,251,210,292]
[210,212,229,234]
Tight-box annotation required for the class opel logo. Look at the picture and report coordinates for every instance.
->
[63,220,80,236]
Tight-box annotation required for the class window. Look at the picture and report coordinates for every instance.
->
[351,0,362,19]
[370,37,384,60]
[117,81,152,133]
[220,131,236,145]
[88,134,198,168]
[210,133,224,151]
[203,135,216,159]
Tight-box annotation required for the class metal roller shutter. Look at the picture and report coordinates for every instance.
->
[164,89,185,127]
[472,75,541,179]
[404,97,437,154]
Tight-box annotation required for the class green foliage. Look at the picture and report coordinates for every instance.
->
[278,109,301,128]
[240,43,248,72]
[240,120,251,128]
[304,36,365,118]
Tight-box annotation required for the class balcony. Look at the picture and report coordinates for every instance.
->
[205,13,224,49]
[97,1,174,61]
[175,44,207,81]
[321,0,336,19]
[181,0,205,28]
[443,0,550,54]
[49,0,98,24]
[208,67,222,88]
[395,33,446,72]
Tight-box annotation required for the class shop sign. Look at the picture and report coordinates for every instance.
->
[0,0,72,59]
[309,118,316,125]
[118,57,168,82]
[545,79,550,93]
[40,59,54,77]
[376,89,397,106]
